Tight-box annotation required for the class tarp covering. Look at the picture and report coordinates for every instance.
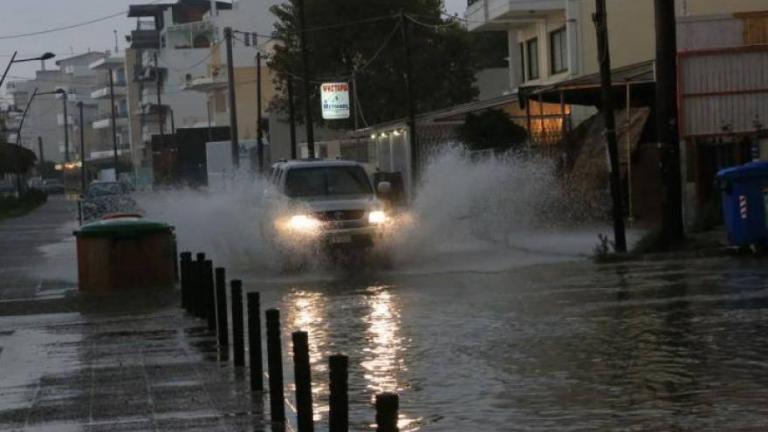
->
[0,143,37,174]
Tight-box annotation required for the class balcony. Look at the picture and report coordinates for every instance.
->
[90,86,127,100]
[465,0,564,31]
[92,113,128,130]
[130,29,160,49]
[181,74,226,92]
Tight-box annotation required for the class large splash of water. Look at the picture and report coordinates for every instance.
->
[138,146,608,275]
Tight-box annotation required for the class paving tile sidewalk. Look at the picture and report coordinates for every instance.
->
[0,292,269,432]
[0,196,274,431]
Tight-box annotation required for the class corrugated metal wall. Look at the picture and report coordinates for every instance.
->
[680,47,768,137]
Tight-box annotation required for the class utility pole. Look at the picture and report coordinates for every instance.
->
[108,68,119,178]
[655,0,685,246]
[297,0,315,158]
[224,27,240,168]
[78,101,87,193]
[400,11,419,186]
[256,51,264,173]
[593,0,627,253]
[154,53,165,151]
[287,77,297,160]
[352,70,359,131]
[62,92,70,162]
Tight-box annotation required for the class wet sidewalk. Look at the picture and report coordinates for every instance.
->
[0,199,269,431]
[0,292,268,432]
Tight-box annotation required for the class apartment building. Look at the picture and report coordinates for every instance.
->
[125,0,235,185]
[466,0,768,94]
[181,0,282,159]
[88,56,131,171]
[7,52,106,164]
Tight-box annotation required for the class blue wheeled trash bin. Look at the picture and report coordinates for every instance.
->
[717,161,768,248]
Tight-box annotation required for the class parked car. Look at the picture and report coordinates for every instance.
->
[42,179,65,194]
[264,159,394,265]
[82,181,139,222]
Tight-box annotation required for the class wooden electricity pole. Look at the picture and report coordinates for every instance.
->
[655,0,685,246]
[594,0,627,253]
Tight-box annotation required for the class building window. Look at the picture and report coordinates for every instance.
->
[526,38,539,80]
[519,42,526,81]
[550,27,567,74]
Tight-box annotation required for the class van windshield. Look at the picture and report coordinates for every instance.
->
[285,166,372,198]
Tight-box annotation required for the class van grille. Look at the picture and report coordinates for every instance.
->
[315,210,365,221]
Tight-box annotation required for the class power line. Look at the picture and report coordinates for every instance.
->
[0,0,163,40]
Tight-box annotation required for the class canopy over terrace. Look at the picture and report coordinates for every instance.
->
[520,60,656,108]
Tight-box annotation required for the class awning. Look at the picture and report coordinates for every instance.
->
[522,60,656,107]
[0,143,37,174]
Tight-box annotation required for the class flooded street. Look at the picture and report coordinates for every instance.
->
[3,199,768,431]
[239,257,768,431]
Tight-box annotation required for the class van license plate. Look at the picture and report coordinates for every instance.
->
[331,235,352,244]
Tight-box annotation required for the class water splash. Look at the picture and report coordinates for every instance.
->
[138,147,612,274]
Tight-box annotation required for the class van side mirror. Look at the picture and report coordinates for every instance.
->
[377,181,392,195]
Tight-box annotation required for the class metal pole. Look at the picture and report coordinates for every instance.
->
[231,279,245,367]
[154,53,165,150]
[297,0,315,158]
[247,292,263,392]
[288,77,298,159]
[16,88,38,147]
[266,309,286,424]
[224,27,240,168]
[400,11,419,186]
[63,93,70,162]
[292,331,314,432]
[329,355,349,432]
[626,82,633,221]
[109,68,119,178]
[375,393,399,432]
[38,137,44,167]
[0,52,17,90]
[352,71,359,132]
[654,0,685,245]
[256,52,264,173]
[593,0,627,253]
[78,101,87,193]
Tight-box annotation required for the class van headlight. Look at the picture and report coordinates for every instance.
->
[368,210,388,225]
[285,214,322,233]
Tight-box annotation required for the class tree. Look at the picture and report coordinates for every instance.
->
[268,0,494,128]
[458,109,528,152]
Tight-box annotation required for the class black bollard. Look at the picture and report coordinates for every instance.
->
[266,309,286,424]
[247,292,264,392]
[292,331,314,432]
[180,252,192,310]
[328,355,349,432]
[189,256,200,317]
[195,253,206,318]
[204,260,216,332]
[215,268,229,348]
[231,280,245,367]
[375,393,399,432]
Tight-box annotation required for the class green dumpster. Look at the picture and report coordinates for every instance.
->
[74,218,177,292]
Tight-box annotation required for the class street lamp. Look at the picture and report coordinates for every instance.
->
[30,89,70,163]
[14,87,65,148]
[0,51,56,89]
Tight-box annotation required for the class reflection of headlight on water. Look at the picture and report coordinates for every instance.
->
[368,210,388,225]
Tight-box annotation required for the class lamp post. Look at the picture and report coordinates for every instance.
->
[0,52,55,89]
[108,68,119,178]
[15,88,64,148]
